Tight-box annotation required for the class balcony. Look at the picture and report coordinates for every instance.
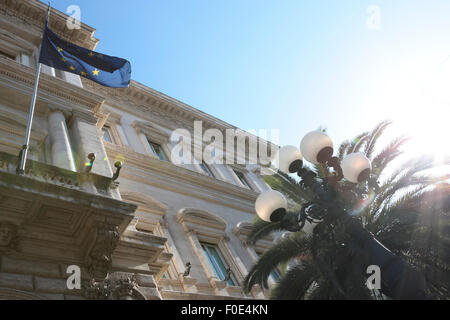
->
[0,151,141,280]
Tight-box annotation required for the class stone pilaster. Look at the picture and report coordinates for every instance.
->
[68,110,113,178]
[47,109,77,171]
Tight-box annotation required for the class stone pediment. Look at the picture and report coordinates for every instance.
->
[176,208,227,232]
[132,120,170,144]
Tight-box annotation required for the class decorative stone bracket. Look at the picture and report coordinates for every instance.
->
[0,221,19,254]
[84,273,145,300]
[85,223,120,281]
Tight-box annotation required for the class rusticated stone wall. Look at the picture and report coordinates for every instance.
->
[0,256,163,300]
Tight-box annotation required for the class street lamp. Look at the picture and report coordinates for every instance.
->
[255,130,430,300]
[300,130,333,164]
[255,190,287,223]
[341,152,372,183]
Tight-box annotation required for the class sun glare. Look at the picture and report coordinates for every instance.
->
[364,53,450,169]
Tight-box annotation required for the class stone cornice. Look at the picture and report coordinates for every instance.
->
[0,55,105,112]
[129,81,237,130]
[0,0,99,50]
[104,144,258,213]
[82,80,279,156]
[69,108,98,125]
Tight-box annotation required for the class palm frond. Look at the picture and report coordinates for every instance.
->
[347,132,370,154]
[263,171,313,203]
[307,279,335,299]
[375,172,449,217]
[372,135,410,177]
[269,262,318,299]
[364,120,392,159]
[243,233,312,292]
[353,134,371,153]
[246,211,299,245]
[338,140,352,161]
[380,185,427,215]
[313,163,330,179]
[369,156,440,217]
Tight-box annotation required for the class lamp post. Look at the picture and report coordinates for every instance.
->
[255,130,431,300]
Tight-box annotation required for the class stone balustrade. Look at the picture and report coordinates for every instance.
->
[0,151,119,198]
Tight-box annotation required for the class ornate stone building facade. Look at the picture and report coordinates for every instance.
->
[0,0,278,300]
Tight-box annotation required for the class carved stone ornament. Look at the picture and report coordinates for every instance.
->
[86,223,120,281]
[84,278,111,300]
[0,221,19,254]
[84,273,140,300]
[182,262,192,277]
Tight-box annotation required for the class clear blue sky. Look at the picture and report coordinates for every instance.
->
[49,0,449,162]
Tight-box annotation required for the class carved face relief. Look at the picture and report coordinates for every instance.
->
[0,222,17,247]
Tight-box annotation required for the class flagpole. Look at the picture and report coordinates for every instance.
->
[17,4,51,175]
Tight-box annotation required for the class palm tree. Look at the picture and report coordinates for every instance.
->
[243,121,449,299]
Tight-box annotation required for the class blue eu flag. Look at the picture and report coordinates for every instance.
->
[39,21,131,88]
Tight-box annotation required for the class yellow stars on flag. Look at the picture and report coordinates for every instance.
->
[57,47,63,52]
[87,52,104,59]
[61,57,67,62]
[81,71,87,77]
[69,66,76,71]
[92,69,99,76]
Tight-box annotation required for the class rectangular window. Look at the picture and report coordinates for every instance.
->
[233,169,252,190]
[199,161,214,177]
[148,140,168,161]
[201,243,236,286]
[102,126,113,143]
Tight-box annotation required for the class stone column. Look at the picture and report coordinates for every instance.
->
[47,110,77,171]
[68,110,113,178]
